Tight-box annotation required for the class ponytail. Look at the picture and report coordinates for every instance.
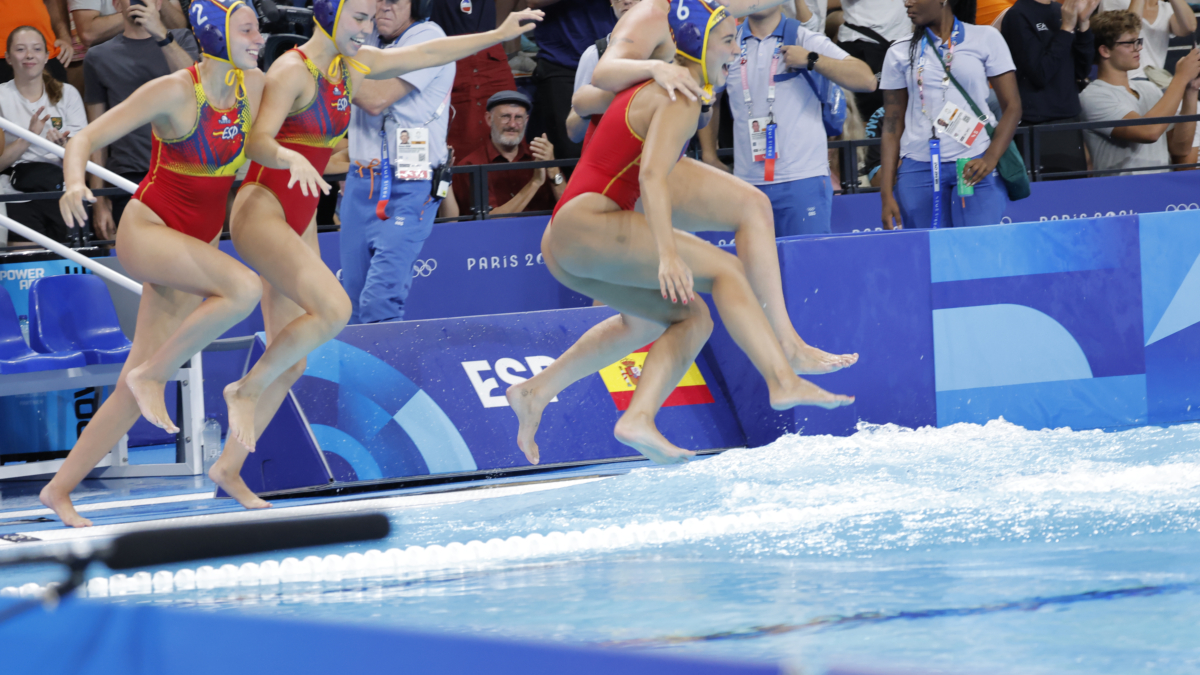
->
[43,70,63,106]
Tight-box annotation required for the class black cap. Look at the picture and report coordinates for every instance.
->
[486,90,532,112]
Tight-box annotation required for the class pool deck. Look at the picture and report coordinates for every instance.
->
[0,448,708,551]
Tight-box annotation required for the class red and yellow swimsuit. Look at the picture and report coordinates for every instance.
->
[554,81,656,218]
[134,64,250,242]
[241,49,352,235]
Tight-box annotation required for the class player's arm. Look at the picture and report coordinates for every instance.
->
[592,4,707,102]
[640,94,702,304]
[60,75,191,228]
[357,10,543,79]
[246,57,329,196]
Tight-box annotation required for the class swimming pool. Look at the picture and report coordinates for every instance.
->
[7,420,1200,673]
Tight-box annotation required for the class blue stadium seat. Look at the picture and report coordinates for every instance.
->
[27,275,132,365]
[0,287,87,374]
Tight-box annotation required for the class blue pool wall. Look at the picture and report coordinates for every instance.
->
[224,208,1200,493]
[2,170,1198,460]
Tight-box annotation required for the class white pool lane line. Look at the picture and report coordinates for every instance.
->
[0,476,610,548]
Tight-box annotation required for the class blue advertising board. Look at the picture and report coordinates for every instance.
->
[239,307,746,492]
[830,170,1200,234]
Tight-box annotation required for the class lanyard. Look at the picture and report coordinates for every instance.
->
[739,33,784,180]
[376,113,392,220]
[929,137,942,229]
[739,36,783,122]
[916,18,960,136]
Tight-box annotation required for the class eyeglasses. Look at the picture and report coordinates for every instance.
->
[1113,37,1144,50]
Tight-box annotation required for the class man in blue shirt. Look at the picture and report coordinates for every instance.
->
[339,0,455,324]
[527,0,615,159]
[715,3,875,235]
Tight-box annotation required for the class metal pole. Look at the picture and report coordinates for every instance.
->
[0,117,140,193]
[0,214,143,295]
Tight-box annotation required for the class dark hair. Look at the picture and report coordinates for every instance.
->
[1091,10,1141,61]
[5,26,62,105]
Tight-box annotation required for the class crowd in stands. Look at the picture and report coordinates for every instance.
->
[0,0,1198,242]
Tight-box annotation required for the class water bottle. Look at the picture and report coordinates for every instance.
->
[201,417,223,475]
[18,315,29,344]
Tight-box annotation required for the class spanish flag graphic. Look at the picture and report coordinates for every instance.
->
[598,344,715,411]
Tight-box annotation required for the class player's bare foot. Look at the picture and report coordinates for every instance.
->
[769,375,855,410]
[126,363,178,433]
[782,338,858,375]
[223,381,259,451]
[506,381,548,464]
[209,460,270,510]
[614,412,695,465]
[39,483,92,528]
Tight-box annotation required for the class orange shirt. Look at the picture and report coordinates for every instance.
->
[0,0,62,59]
[976,0,1017,27]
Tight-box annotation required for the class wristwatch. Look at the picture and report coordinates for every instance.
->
[156,32,175,48]
[551,171,565,186]
[806,52,820,71]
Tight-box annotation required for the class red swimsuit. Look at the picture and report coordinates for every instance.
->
[241,49,352,235]
[554,81,655,218]
[134,65,250,242]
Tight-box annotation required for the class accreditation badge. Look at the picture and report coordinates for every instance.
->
[394,127,432,181]
[748,116,774,162]
[935,101,985,149]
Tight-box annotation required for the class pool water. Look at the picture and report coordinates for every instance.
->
[11,420,1200,673]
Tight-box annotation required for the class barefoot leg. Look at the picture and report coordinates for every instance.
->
[611,298,713,464]
[667,159,859,374]
[210,264,314,509]
[116,205,263,433]
[40,278,205,527]
[549,195,854,413]
[224,191,351,450]
[507,312,665,465]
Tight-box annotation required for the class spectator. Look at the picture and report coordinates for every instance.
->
[446,90,566,216]
[0,26,86,244]
[1001,0,1099,177]
[878,0,1021,229]
[70,0,186,49]
[430,0,519,159]
[0,0,74,83]
[340,0,455,324]
[565,0,640,145]
[837,0,910,124]
[82,0,196,239]
[1099,0,1196,85]
[1080,11,1200,175]
[526,0,615,160]
[720,3,877,235]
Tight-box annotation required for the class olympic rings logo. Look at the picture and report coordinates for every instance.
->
[1164,203,1200,211]
[413,259,438,278]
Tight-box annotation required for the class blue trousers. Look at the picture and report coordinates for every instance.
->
[339,170,439,324]
[755,175,833,237]
[894,159,1008,229]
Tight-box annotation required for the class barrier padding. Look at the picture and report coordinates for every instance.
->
[710,211,1200,444]
[0,598,784,675]
[239,307,746,492]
